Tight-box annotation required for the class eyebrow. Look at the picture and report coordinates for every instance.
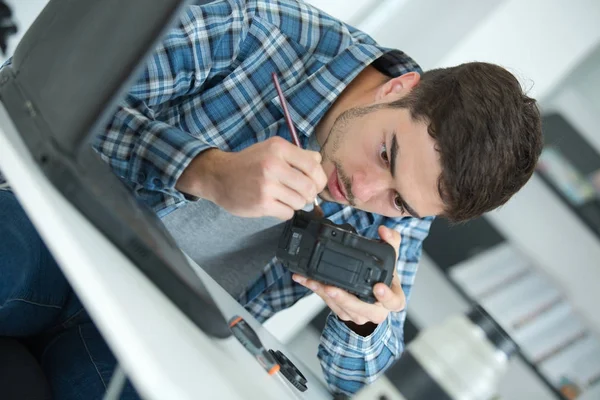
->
[390,132,421,219]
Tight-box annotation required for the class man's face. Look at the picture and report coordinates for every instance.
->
[317,82,445,219]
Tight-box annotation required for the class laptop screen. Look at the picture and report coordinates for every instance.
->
[0,0,231,338]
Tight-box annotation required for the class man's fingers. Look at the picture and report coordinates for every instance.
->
[378,225,401,259]
[332,308,352,322]
[325,288,389,324]
[373,281,405,312]
[275,164,320,204]
[270,182,312,211]
[282,146,327,193]
[291,275,395,324]
[323,299,352,322]
[291,275,352,321]
[292,274,309,287]
[268,200,295,221]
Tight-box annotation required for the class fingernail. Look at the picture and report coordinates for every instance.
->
[327,290,337,298]
[377,287,385,296]
[293,276,305,284]
[310,283,319,291]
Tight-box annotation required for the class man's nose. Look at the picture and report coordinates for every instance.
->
[351,170,389,204]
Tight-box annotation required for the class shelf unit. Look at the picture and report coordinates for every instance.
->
[408,253,560,400]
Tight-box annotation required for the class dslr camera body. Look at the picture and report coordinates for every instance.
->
[276,210,396,303]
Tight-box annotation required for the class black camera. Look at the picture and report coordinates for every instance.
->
[276,210,396,303]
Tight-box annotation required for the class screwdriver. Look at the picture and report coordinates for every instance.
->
[272,73,324,218]
[229,316,280,375]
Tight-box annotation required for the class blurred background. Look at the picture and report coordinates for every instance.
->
[3,1,600,399]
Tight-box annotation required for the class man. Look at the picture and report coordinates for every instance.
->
[0,0,542,398]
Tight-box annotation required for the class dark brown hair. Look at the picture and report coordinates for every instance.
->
[388,62,543,222]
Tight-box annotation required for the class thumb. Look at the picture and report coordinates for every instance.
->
[378,225,401,259]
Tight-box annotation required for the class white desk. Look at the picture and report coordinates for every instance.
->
[0,104,331,400]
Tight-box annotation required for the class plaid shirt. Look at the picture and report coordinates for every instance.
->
[95,0,433,395]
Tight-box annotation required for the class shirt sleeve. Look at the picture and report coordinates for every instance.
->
[317,216,434,395]
[93,2,249,210]
[240,260,313,323]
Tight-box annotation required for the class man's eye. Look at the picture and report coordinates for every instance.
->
[394,193,406,213]
[380,143,389,164]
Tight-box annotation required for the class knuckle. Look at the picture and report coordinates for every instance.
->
[338,313,351,322]
[296,199,307,211]
[391,300,405,313]
[268,136,286,151]
[320,179,328,192]
[309,161,321,175]
[317,172,328,191]
[276,206,294,221]
[312,151,322,163]
[373,313,388,325]
[259,157,277,174]
[258,184,272,204]
[289,194,305,211]
[283,208,294,220]
[304,182,316,200]
[268,135,285,145]
[398,297,406,311]
[312,165,325,184]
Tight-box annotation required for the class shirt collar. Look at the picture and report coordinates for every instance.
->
[270,44,422,139]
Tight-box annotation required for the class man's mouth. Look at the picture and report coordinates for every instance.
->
[338,170,349,199]
[327,167,348,203]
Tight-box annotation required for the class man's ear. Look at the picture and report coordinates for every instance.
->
[375,72,421,102]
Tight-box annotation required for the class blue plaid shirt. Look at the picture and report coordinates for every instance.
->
[95,0,433,395]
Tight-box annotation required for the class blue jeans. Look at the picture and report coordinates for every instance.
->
[0,190,140,400]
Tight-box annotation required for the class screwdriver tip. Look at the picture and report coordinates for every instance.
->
[312,199,324,218]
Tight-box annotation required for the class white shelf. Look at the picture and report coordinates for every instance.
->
[449,243,600,396]
[410,254,558,400]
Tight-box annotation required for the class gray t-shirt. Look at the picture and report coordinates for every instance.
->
[161,134,321,298]
[161,200,285,298]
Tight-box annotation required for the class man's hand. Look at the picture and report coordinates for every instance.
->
[292,226,405,332]
[176,137,327,220]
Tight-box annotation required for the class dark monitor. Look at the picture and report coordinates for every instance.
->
[0,0,231,338]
